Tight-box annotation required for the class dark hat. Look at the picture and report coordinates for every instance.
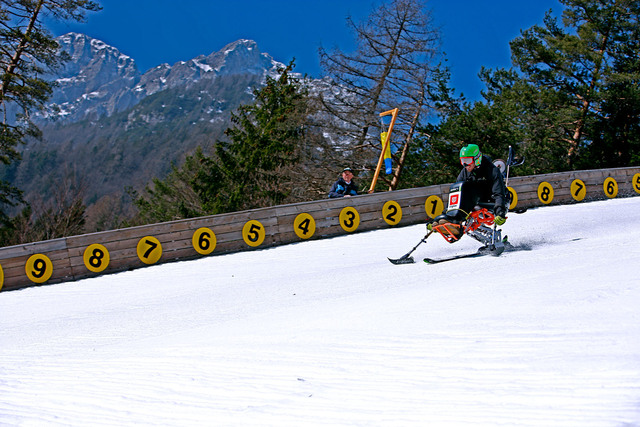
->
[342,167,353,173]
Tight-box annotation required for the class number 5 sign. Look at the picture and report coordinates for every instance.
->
[242,220,266,247]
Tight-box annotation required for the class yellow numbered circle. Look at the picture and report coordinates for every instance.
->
[382,201,402,226]
[0,263,4,291]
[83,244,110,273]
[137,236,162,265]
[603,177,618,198]
[570,179,587,201]
[424,195,444,219]
[293,213,316,240]
[243,220,266,247]
[507,186,518,210]
[25,253,53,284]
[192,227,216,255]
[537,181,554,205]
[339,206,360,233]
[633,173,640,194]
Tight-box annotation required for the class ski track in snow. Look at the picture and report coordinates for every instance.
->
[1,197,640,426]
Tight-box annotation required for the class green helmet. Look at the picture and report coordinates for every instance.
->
[459,144,482,166]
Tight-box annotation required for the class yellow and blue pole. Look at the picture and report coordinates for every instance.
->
[368,108,399,193]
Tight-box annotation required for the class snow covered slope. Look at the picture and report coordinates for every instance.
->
[1,197,639,426]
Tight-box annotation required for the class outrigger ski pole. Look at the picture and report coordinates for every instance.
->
[388,230,433,264]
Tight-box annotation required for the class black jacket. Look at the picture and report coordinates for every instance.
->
[456,155,507,216]
[328,178,358,198]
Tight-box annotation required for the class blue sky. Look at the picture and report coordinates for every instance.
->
[46,0,563,102]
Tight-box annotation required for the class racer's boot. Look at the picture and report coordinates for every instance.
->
[432,214,463,242]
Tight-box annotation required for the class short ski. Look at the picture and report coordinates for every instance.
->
[423,251,486,264]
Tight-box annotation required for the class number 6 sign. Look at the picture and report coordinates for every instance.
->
[603,177,618,198]
[192,227,216,255]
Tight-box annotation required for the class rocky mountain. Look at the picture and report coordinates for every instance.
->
[40,33,282,124]
[3,33,289,227]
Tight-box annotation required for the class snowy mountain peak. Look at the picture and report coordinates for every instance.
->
[42,33,284,123]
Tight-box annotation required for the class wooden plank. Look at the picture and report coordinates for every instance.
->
[0,238,67,260]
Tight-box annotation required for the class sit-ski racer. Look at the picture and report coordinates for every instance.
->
[428,144,507,244]
[390,144,516,264]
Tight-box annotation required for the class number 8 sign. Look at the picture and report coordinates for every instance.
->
[83,243,110,273]
[537,181,554,205]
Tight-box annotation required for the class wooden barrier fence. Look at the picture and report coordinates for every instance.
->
[1,166,639,292]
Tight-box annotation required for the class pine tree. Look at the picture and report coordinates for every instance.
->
[0,0,100,240]
[129,148,210,224]
[508,0,640,169]
[318,0,450,191]
[196,62,308,213]
[132,61,320,222]
[421,0,640,177]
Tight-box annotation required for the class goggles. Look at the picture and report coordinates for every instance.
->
[460,156,475,166]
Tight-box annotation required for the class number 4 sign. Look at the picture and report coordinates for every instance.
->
[294,213,316,240]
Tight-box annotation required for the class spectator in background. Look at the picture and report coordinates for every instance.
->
[328,167,358,198]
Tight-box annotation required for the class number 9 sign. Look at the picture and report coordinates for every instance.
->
[25,253,53,283]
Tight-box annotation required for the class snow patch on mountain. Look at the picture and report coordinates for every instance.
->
[39,34,285,124]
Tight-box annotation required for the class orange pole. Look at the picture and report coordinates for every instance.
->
[368,108,399,193]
